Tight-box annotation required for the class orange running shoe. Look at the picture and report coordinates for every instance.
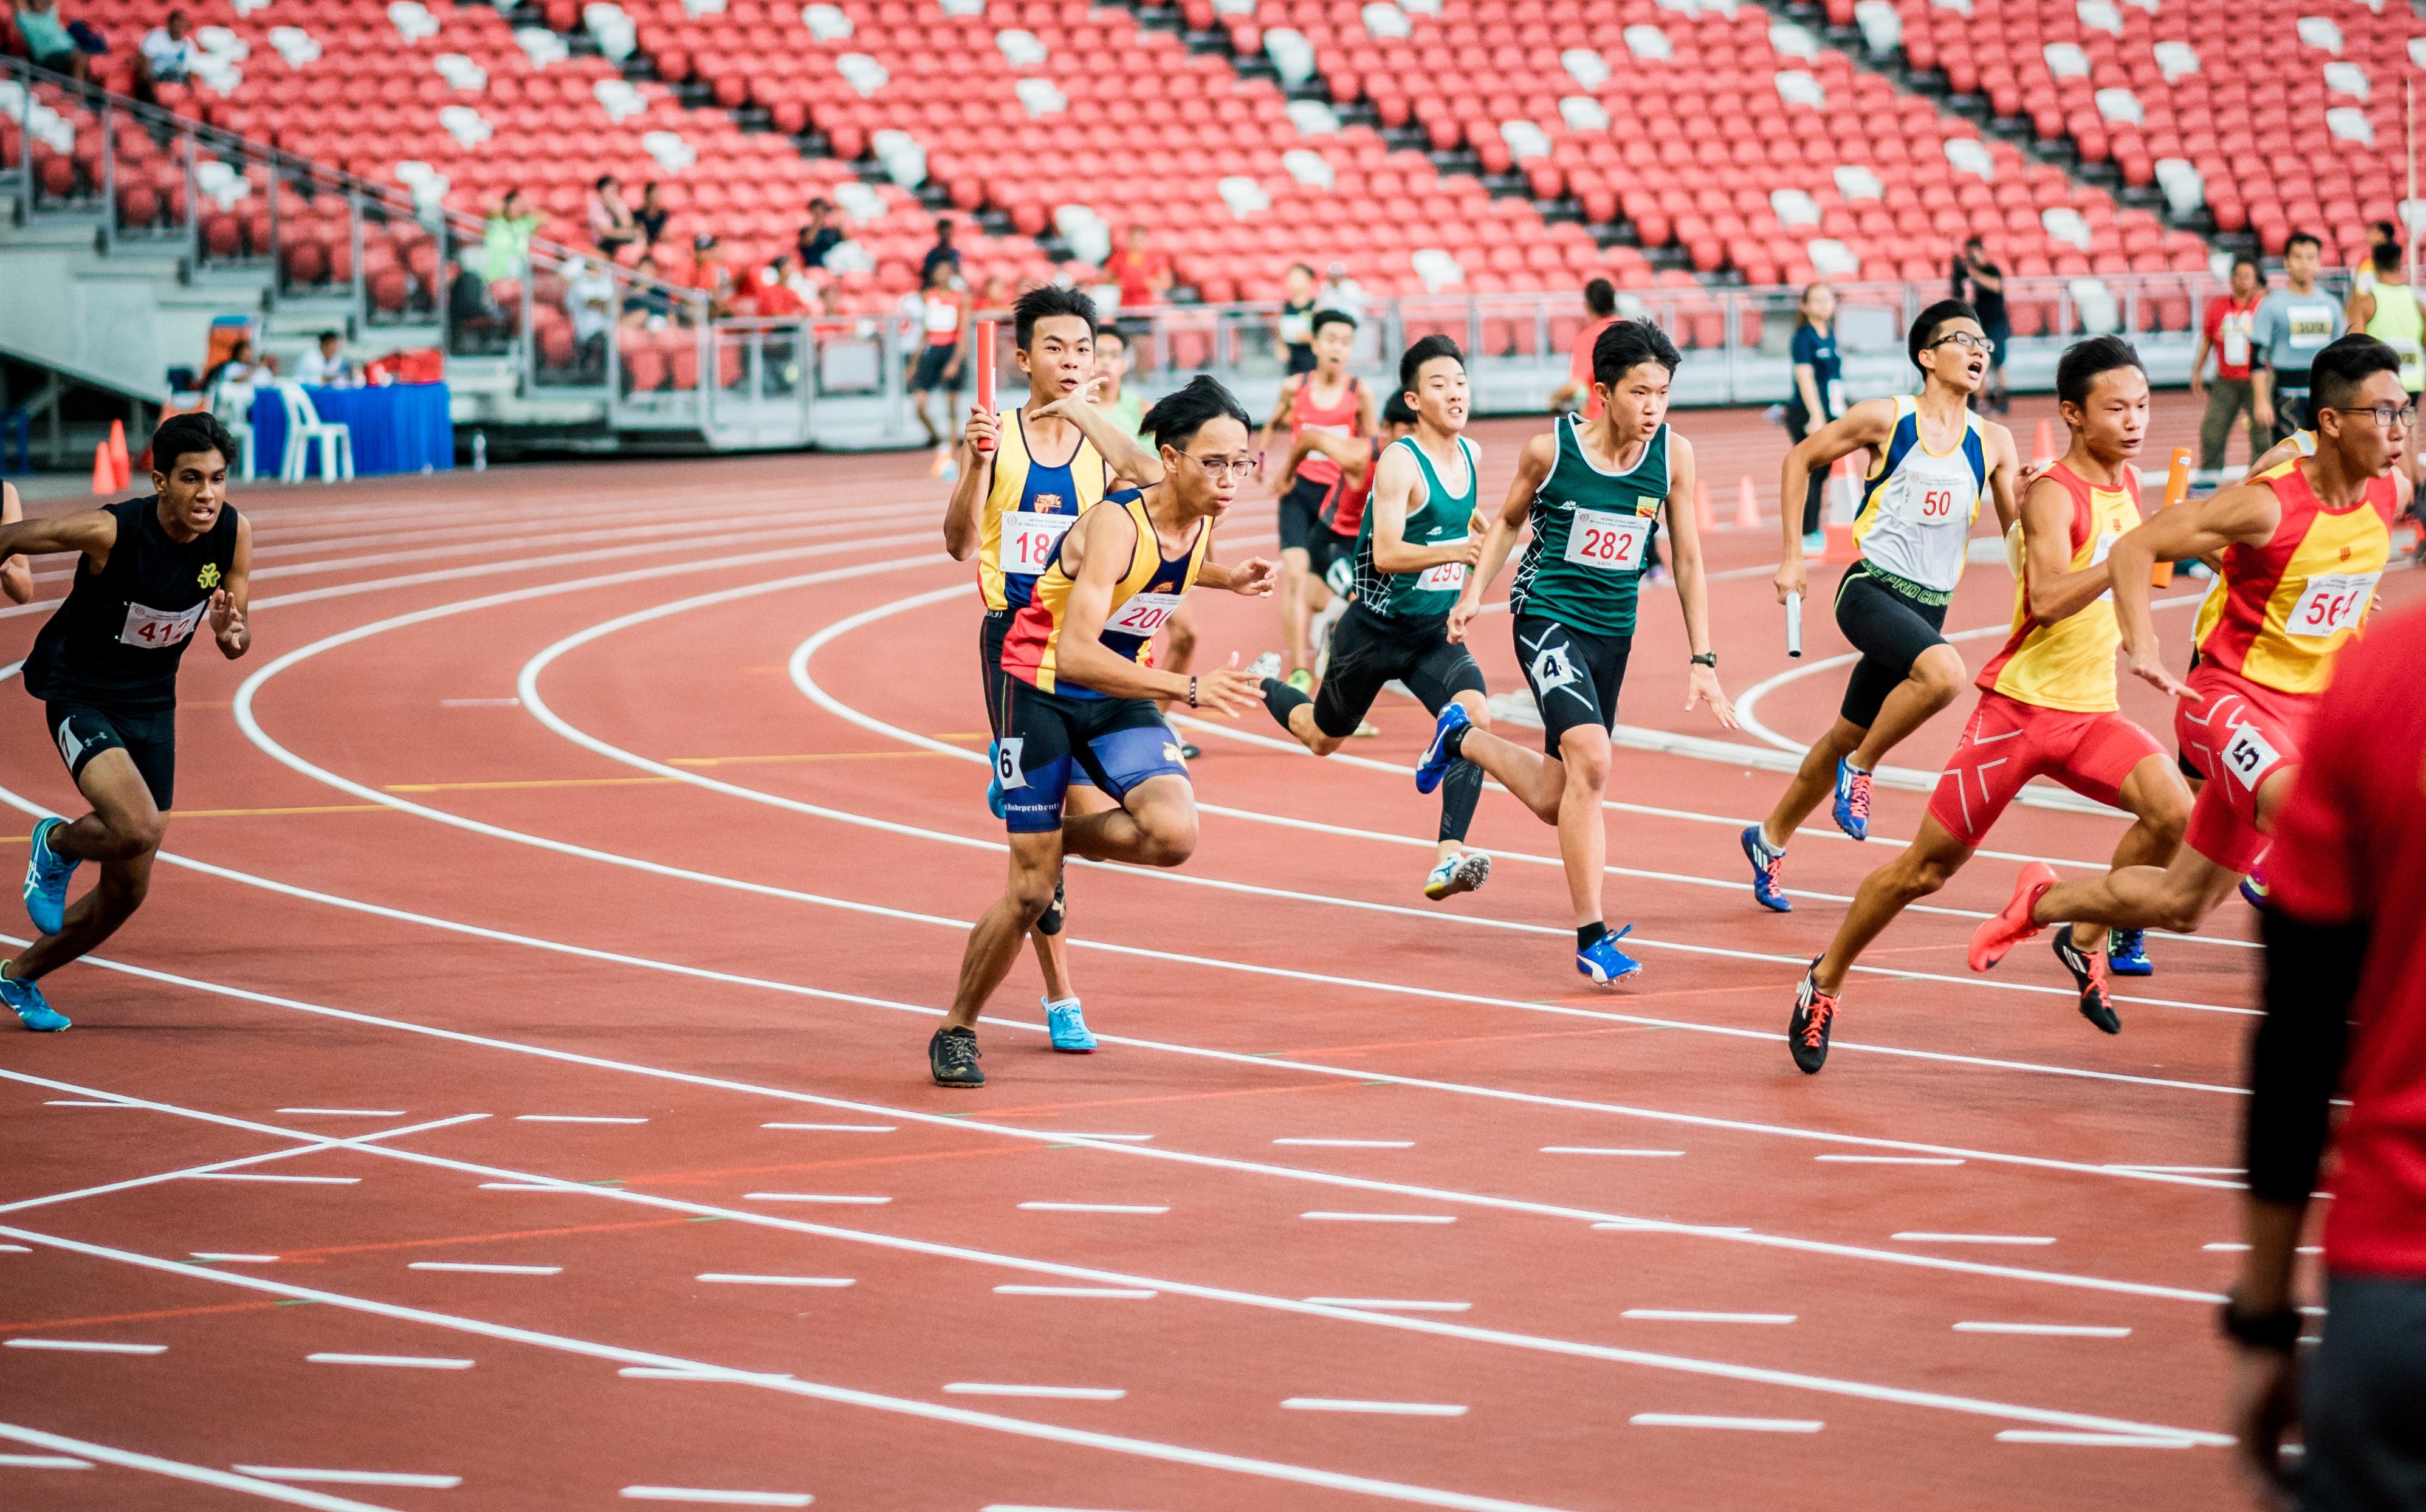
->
[1968,862,2058,971]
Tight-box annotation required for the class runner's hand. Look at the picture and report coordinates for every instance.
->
[1027,378,1104,424]
[2228,1345,2301,1511]
[2188,372,2205,400]
[2254,399,2275,433]
[2128,644,2192,699]
[962,405,998,456]
[2015,458,2055,493]
[1773,555,1808,606]
[1225,557,1277,597]
[1688,663,1739,730]
[1448,536,1484,567]
[1192,653,1262,716]
[1445,596,1478,645]
[208,588,245,648]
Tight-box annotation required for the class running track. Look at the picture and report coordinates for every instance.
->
[0,400,2400,1511]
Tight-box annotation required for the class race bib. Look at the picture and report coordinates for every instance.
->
[2286,306,2336,343]
[1564,508,1649,572]
[2287,571,2379,637]
[994,736,1027,791]
[2221,721,2283,791]
[2219,314,2250,368]
[2397,341,2426,391]
[1003,510,1076,576]
[1417,537,1469,591]
[119,600,206,650]
[1105,590,1184,637]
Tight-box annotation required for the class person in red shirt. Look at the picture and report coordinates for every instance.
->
[2194,256,2268,473]
[2222,596,2426,1508]
[1549,278,1620,421]
[1107,225,1171,312]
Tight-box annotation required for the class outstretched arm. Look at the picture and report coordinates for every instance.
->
[1290,429,1374,489]
[1775,398,1898,603]
[0,509,119,577]
[1030,383,1163,489]
[1051,509,1258,712]
[1665,436,1737,729]
[1256,376,1301,483]
[1369,448,1482,575]
[1447,431,1551,645]
[941,408,998,561]
[2106,480,2283,696]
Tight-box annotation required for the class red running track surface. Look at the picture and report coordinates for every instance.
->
[0,396,2401,1511]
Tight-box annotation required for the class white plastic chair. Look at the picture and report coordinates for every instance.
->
[275,382,353,484]
[222,417,258,479]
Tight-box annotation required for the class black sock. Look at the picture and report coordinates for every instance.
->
[1438,758,1482,846]
[1577,921,1607,950]
[1439,720,1470,763]
[1261,677,1312,727]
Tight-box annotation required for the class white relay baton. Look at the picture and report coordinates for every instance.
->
[1785,589,1804,659]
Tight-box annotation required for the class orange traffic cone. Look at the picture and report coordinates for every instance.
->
[2032,418,2054,464]
[90,441,116,495]
[1693,476,1713,532]
[1820,456,1861,563]
[1734,475,1759,529]
[107,419,131,491]
[2149,446,2192,588]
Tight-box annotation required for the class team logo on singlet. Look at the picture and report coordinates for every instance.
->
[1031,495,1065,514]
[198,563,222,589]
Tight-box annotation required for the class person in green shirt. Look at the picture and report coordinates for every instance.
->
[481,190,542,286]
[1415,319,1738,985]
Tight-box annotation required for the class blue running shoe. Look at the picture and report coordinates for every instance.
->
[2240,868,2269,910]
[0,963,69,1033]
[1740,825,1792,913]
[24,817,77,937]
[986,741,1006,820]
[2107,928,2153,977]
[1044,997,1096,1053]
[1831,758,1872,842]
[1414,702,1472,796]
[1576,925,1643,987]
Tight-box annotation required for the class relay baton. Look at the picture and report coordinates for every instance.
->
[972,319,997,453]
[1785,588,1804,658]
[2149,446,2191,588]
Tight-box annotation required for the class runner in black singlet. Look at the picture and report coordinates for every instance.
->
[0,413,253,1032]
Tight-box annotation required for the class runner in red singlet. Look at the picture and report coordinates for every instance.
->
[1257,310,1375,683]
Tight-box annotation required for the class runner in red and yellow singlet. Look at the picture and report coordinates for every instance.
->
[1971,333,2414,964]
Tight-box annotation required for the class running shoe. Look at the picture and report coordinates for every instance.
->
[1352,720,1380,737]
[1414,702,1472,796]
[928,1025,983,1087]
[1830,758,1873,841]
[1576,925,1643,986]
[0,963,69,1033]
[2107,928,2153,977]
[1179,743,1201,761]
[1967,861,2060,971]
[1247,651,1282,682]
[1802,530,1825,554]
[1286,668,1315,695]
[1037,875,1066,936]
[24,816,77,937]
[1043,997,1096,1053]
[2052,930,2121,1034]
[1787,957,1836,1074]
[2240,868,2269,909]
[1423,850,1492,901]
[986,741,1006,820]
[1739,824,1791,913]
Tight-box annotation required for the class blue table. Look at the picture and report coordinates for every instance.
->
[249,383,453,479]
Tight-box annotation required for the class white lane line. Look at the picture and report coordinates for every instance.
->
[943,1385,1127,1401]
[0,1245,28,1252]
[4,1339,165,1353]
[744,1193,890,1206]
[696,1274,855,1288]
[1595,1223,1749,1234]
[1954,1323,2132,1338]
[277,1109,406,1118]
[1630,1414,1823,1433]
[1304,1299,1472,1313]
[994,1286,1159,1299]
[0,1113,487,1222]
[192,1253,281,1263]
[307,1354,476,1369]
[981,1506,1160,1512]
[0,1423,397,1511]
[1281,1399,1468,1417]
[0,1453,91,1468]
[43,1099,136,1107]
[1621,1311,1796,1325]
[2203,1243,2252,1252]
[618,1367,794,1383]
[187,1173,360,1184]
[1302,1212,1455,1224]
[1893,1233,2057,1246]
[1273,1139,1414,1149]
[1017,1203,1169,1215]
[407,1262,560,1275]
[1541,1147,1683,1157]
[2106,1166,2242,1175]
[236,1468,462,1489]
[1993,1431,2195,1448]
[619,1490,812,1507]
[1815,1155,1965,1166]
[1040,1133,1154,1142]
[441,698,520,707]
[514,1115,648,1124]
[760,1122,895,1132]
[480,1183,576,1191]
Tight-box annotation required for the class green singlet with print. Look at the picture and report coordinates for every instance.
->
[1352,434,1476,621]
[1508,414,1670,637]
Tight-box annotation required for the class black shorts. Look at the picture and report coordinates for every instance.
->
[911,343,965,393]
[1278,475,1332,554]
[1984,322,2012,371]
[46,703,176,811]
[980,611,1091,795]
[1313,603,1485,740]
[1834,563,1951,729]
[991,681,1186,834]
[1514,614,1631,755]
[1307,525,1358,594]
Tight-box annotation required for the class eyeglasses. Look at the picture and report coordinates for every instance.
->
[1184,453,1258,479]
[1929,332,1995,353]
[2322,404,2418,430]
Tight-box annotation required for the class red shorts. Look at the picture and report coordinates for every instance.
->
[1927,692,2167,849]
[2174,662,2316,875]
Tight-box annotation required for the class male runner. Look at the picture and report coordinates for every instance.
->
[2253,232,2346,446]
[1968,334,2411,971]
[944,287,1160,1054]
[1785,338,2194,1071]
[1258,309,1375,685]
[1745,300,2022,911]
[1414,320,1737,986]
[935,377,1272,1086]
[1250,336,1494,902]
[2,413,252,1031]
[1288,390,1417,673]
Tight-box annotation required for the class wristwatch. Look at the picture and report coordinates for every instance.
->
[1690,652,1717,668]
[2219,1292,2303,1351]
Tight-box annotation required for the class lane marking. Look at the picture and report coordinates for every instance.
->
[0,1453,91,1468]
[619,1367,791,1383]
[44,1099,136,1107]
[1816,1155,1965,1166]
[4,1338,164,1353]
[2202,1243,2252,1253]
[0,1113,489,1220]
[1017,1203,1169,1214]
[0,1245,26,1253]
[1305,1299,1472,1312]
[236,1469,462,1490]
[761,1123,895,1133]
[1892,1234,2058,1246]
[995,1287,1159,1299]
[191,1253,280,1263]
[1282,1400,1468,1417]
[695,1275,855,1288]
[619,1491,813,1508]
[0,1423,399,1511]
[1629,1414,1822,1433]
[1302,1212,1455,1224]
[1038,1133,1153,1142]
[1954,1324,2132,1338]
[277,1109,405,1118]
[188,1174,360,1185]
[2109,1166,2243,1175]
[1541,1147,1683,1158]
[943,1385,1127,1401]
[743,1194,891,1206]
[306,1354,476,1369]
[481,1183,579,1191]
[515,1115,648,1125]
[1274,1139,1414,1149]
[1621,1311,1796,1325]
[406,1263,560,1275]
[1993,1431,2195,1448]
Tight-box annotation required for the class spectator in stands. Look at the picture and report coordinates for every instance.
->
[294,330,355,387]
[1548,277,1621,418]
[687,233,735,320]
[12,0,89,81]
[622,251,672,328]
[1784,281,1843,548]
[588,177,638,259]
[749,253,809,318]
[631,182,670,249]
[480,189,541,284]
[564,255,616,356]
[2191,255,2267,474]
[1950,237,2009,414]
[1277,262,1318,376]
[1317,261,1369,323]
[2254,231,2346,445]
[797,198,842,270]
[136,7,195,98]
[1107,224,1172,311]
[906,261,970,457]
[201,337,272,422]
[921,218,961,283]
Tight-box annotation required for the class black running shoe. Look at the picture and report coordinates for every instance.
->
[2051,930,2120,1035]
[1180,743,1202,760]
[1037,875,1066,936]
[929,1026,984,1087]
[1787,957,1838,1075]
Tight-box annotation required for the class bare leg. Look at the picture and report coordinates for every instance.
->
[1032,782,1117,1000]
[1760,718,1866,850]
[1059,775,1198,868]
[14,752,166,983]
[946,831,1062,1029]
[910,387,940,447]
[1277,548,1314,675]
[2036,759,2275,935]
[1815,817,1974,993]
[1449,725,1566,823]
[1847,644,1965,772]
[2062,754,2190,952]
[1548,725,1613,928]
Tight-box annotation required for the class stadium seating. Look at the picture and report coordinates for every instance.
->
[1864,0,2423,263]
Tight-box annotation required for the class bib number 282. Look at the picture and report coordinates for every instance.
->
[1565,509,1649,571]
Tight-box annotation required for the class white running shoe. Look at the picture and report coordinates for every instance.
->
[1247,651,1282,681]
[1423,851,1493,901]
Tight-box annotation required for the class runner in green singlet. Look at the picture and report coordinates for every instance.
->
[1413,319,1738,985]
